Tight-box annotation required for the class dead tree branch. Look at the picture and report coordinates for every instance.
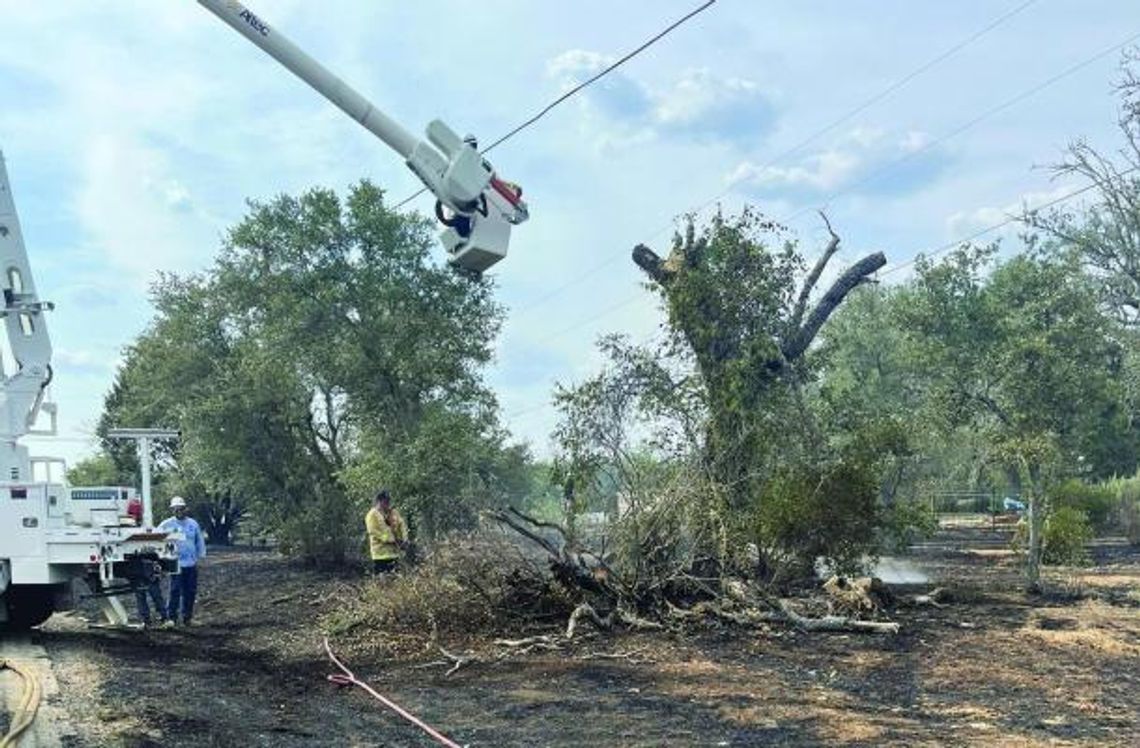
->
[781,250,887,363]
[632,244,673,283]
[490,509,564,560]
[567,603,613,639]
[777,599,899,634]
[789,211,842,332]
[438,647,480,677]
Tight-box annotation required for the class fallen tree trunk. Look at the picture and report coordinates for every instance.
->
[777,599,900,634]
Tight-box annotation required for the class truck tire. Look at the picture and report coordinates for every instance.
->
[1,586,56,631]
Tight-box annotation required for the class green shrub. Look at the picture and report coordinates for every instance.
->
[1050,480,1116,535]
[754,460,881,582]
[1011,505,1093,565]
[276,490,358,567]
[881,499,939,550]
[1042,506,1093,566]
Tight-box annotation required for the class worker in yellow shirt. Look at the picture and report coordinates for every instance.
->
[365,489,408,573]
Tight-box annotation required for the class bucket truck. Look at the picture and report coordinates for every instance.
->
[0,152,179,631]
[198,0,530,275]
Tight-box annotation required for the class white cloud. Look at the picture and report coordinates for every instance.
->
[945,184,1077,242]
[75,134,217,282]
[53,348,113,376]
[730,127,950,200]
[546,51,775,148]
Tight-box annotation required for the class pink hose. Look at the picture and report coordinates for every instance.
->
[323,638,462,748]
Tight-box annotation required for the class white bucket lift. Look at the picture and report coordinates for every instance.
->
[0,152,180,630]
[198,0,530,275]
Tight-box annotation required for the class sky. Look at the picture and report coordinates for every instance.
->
[0,0,1136,471]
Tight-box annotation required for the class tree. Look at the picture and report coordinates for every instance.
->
[99,181,513,563]
[631,210,885,511]
[814,285,924,508]
[66,454,126,487]
[627,210,888,579]
[1027,50,1140,327]
[899,246,1124,589]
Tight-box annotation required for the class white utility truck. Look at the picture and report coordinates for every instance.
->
[198,0,530,274]
[0,153,179,631]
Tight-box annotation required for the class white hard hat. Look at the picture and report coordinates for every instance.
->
[169,496,187,509]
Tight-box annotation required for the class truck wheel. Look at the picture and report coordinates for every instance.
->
[1,586,56,631]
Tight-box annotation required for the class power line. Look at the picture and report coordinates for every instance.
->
[767,0,1042,168]
[879,166,1139,277]
[499,16,1136,428]
[505,168,1133,424]
[392,0,718,211]
[510,0,1043,314]
[777,27,1140,229]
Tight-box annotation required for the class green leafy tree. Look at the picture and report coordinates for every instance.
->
[99,182,511,564]
[631,210,885,512]
[65,454,125,487]
[900,246,1123,589]
[547,209,893,581]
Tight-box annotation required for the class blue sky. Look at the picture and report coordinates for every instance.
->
[0,0,1136,469]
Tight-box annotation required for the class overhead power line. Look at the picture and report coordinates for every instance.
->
[512,0,1043,314]
[505,167,1132,423]
[524,22,1140,318]
[879,164,1140,277]
[392,0,718,210]
[778,27,1140,228]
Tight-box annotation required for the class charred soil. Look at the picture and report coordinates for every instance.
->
[35,527,1140,747]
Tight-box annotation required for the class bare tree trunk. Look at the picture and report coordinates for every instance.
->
[1024,464,1046,592]
[1026,498,1042,591]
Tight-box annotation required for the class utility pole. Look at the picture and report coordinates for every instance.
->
[106,428,180,528]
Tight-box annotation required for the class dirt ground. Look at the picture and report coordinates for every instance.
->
[25,524,1140,747]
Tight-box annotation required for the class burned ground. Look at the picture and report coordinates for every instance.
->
[30,525,1140,747]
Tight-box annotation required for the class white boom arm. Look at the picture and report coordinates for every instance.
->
[0,152,55,482]
[198,0,529,274]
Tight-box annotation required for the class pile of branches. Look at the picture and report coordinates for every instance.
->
[490,506,901,639]
[321,531,579,659]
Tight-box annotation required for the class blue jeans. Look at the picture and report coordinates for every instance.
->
[167,565,199,623]
[135,579,166,624]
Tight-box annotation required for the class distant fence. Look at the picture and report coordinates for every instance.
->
[925,491,1020,515]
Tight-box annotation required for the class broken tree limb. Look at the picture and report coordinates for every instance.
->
[491,508,616,597]
[506,506,569,544]
[666,600,779,627]
[910,587,948,608]
[566,603,613,639]
[493,635,562,649]
[615,608,665,631]
[632,243,671,283]
[579,647,651,662]
[781,250,887,363]
[777,599,899,634]
[789,211,842,333]
[490,508,564,560]
[438,647,479,677]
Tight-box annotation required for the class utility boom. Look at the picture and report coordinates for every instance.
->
[198,0,529,274]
